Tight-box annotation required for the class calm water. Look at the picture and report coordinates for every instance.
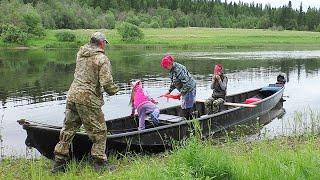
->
[1,48,320,157]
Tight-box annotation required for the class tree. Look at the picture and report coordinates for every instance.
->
[117,22,144,41]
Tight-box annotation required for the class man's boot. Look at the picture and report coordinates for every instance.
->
[51,159,67,173]
[93,160,116,172]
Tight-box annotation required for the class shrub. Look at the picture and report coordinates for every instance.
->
[55,31,76,42]
[105,11,116,29]
[117,22,144,41]
[269,25,284,31]
[0,24,14,36]
[126,16,140,26]
[2,25,28,44]
[164,17,177,28]
[139,22,150,28]
[149,21,160,28]
[316,24,320,32]
[22,6,45,36]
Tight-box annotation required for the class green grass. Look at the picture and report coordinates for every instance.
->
[2,28,320,49]
[1,135,320,179]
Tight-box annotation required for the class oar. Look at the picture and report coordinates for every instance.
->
[196,99,256,108]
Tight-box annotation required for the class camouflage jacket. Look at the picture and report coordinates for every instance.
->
[67,43,119,108]
[169,62,196,95]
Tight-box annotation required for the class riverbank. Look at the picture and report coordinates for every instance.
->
[1,28,320,50]
[1,135,320,179]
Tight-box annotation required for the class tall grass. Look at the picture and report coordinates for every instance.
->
[1,135,320,179]
[2,111,320,179]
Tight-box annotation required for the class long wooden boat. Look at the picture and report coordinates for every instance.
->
[18,84,284,160]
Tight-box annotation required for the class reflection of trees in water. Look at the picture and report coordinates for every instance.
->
[0,49,319,106]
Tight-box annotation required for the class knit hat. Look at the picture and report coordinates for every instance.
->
[161,55,174,69]
[214,64,223,75]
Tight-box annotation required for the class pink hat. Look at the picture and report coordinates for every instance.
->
[214,64,223,75]
[161,55,174,69]
[132,80,141,89]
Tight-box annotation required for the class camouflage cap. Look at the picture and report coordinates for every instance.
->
[91,32,109,44]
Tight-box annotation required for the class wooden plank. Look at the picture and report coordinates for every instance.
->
[196,99,256,108]
[223,102,256,108]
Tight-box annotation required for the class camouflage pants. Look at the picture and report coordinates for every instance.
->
[204,97,225,115]
[54,101,107,162]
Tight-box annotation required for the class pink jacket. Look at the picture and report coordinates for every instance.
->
[131,81,156,111]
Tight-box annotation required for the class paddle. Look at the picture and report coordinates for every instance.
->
[196,99,256,108]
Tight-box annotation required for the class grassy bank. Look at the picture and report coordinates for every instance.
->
[1,135,320,179]
[1,28,320,49]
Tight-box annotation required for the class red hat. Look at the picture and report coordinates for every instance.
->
[161,55,174,69]
[214,64,223,75]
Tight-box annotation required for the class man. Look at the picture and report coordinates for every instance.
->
[205,64,228,114]
[51,32,119,173]
[160,55,196,120]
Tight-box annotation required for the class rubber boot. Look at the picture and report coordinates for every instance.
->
[51,159,67,173]
[93,160,116,172]
[182,108,193,120]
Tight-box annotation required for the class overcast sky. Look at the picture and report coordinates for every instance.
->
[227,0,320,11]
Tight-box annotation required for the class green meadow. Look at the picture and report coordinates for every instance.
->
[1,28,320,49]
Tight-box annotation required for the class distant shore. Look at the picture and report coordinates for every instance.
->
[1,28,320,50]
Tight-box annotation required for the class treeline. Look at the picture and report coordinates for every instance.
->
[0,0,320,43]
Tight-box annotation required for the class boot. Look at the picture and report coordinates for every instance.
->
[204,99,213,115]
[51,159,67,173]
[93,160,116,172]
[182,108,193,120]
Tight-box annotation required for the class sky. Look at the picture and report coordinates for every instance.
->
[226,0,320,11]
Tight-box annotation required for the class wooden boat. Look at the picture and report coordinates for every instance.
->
[18,84,284,160]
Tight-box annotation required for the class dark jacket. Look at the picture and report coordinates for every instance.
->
[211,75,228,99]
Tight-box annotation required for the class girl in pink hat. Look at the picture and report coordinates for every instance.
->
[130,80,160,130]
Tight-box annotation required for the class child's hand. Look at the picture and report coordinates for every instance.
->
[151,98,158,104]
[131,109,137,117]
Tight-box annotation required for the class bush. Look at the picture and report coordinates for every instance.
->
[316,24,320,32]
[139,22,150,28]
[269,25,284,31]
[0,24,14,36]
[55,31,76,42]
[164,17,177,28]
[117,22,144,41]
[2,25,28,44]
[22,6,45,36]
[149,21,160,28]
[105,11,116,29]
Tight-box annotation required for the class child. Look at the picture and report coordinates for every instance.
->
[205,64,228,114]
[130,80,160,130]
[160,55,196,120]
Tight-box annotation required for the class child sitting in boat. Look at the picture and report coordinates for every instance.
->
[205,64,228,114]
[130,80,160,130]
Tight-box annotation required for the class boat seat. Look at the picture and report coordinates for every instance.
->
[146,114,185,123]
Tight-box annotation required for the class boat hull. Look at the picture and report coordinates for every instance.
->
[21,85,284,160]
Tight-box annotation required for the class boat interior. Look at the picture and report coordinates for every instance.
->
[106,84,283,134]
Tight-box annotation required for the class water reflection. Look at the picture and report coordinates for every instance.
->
[0,49,320,157]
